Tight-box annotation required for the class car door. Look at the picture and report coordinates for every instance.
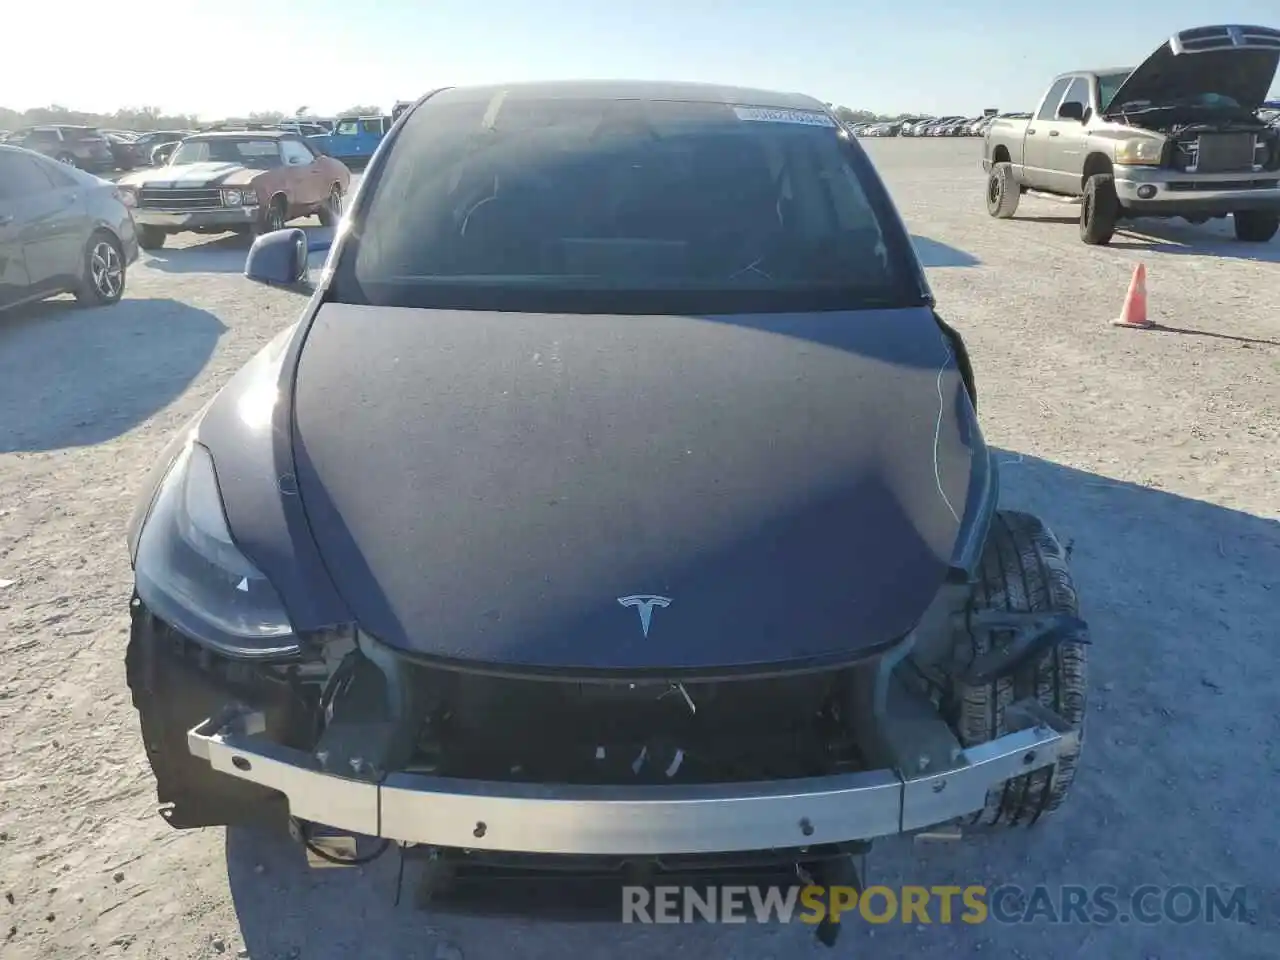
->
[328,119,359,160]
[0,151,86,296]
[0,156,33,309]
[356,118,384,159]
[1039,76,1092,194]
[1022,77,1073,190]
[279,138,325,207]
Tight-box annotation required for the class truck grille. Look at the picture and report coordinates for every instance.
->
[1178,133,1261,173]
[138,187,223,210]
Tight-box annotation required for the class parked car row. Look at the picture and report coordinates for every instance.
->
[0,112,387,174]
[0,118,358,312]
[848,114,1034,138]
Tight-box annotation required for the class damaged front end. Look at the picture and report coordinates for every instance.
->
[128,586,1079,852]
[1103,25,1280,186]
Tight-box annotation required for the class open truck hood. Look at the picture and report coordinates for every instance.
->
[1106,25,1280,113]
[289,303,978,674]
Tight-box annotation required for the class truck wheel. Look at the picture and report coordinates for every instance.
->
[942,510,1088,827]
[1079,174,1118,245]
[985,163,1020,218]
[136,225,166,251]
[1232,211,1279,242]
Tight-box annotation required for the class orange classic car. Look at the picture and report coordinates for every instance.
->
[115,129,351,250]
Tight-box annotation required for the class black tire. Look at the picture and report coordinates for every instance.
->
[254,196,288,237]
[317,183,344,227]
[986,162,1020,218]
[136,225,167,251]
[1233,210,1279,243]
[1080,173,1118,245]
[943,510,1088,827]
[74,232,126,306]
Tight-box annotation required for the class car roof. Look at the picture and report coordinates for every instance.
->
[0,142,98,177]
[425,79,826,111]
[1059,67,1134,79]
[186,130,291,139]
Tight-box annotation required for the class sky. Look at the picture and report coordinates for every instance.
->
[6,1,1280,119]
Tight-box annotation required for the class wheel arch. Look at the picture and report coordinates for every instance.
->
[1081,152,1114,188]
[991,144,1012,165]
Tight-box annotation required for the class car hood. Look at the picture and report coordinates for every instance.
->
[289,303,978,674]
[1105,25,1280,112]
[118,161,258,188]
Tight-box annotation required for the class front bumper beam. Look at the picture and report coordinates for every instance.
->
[188,697,1076,856]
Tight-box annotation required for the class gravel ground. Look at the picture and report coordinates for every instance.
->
[1,140,1277,960]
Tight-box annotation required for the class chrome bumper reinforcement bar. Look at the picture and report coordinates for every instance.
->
[188,698,1076,855]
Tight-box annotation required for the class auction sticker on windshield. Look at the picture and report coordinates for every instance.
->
[733,106,836,126]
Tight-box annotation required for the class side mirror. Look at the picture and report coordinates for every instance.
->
[245,228,310,289]
[244,227,334,292]
[1056,101,1085,122]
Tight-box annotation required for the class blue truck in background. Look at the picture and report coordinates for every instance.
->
[309,115,392,166]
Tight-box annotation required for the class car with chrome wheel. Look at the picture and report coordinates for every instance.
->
[114,130,350,250]
[0,144,137,312]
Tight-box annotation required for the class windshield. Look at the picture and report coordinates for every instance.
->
[169,138,281,167]
[332,93,920,314]
[1097,71,1132,112]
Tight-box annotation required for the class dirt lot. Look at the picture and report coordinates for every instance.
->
[1,139,1277,960]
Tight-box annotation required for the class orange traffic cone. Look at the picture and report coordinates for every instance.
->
[1111,263,1153,329]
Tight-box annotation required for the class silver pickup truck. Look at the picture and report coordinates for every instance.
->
[982,24,1280,245]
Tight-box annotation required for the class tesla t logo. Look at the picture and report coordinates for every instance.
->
[618,595,671,638]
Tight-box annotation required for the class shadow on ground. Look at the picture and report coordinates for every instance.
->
[1108,217,1280,263]
[141,222,331,275]
[221,450,1278,960]
[1011,207,1280,262]
[912,235,980,267]
[0,297,226,453]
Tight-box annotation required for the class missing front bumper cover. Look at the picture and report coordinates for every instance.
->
[186,695,1077,855]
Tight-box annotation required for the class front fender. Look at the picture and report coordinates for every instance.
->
[126,317,353,632]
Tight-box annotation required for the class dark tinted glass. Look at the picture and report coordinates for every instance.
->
[170,138,282,167]
[1036,78,1073,120]
[334,95,918,314]
[1096,72,1131,111]
[1061,77,1090,111]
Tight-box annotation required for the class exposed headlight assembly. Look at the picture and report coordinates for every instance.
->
[134,441,298,659]
[1114,138,1163,166]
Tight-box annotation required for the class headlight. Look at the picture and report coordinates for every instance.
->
[221,188,243,206]
[116,186,138,207]
[1115,138,1163,166]
[134,441,298,659]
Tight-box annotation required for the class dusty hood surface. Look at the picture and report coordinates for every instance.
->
[118,162,258,189]
[1106,25,1280,112]
[290,304,976,673]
